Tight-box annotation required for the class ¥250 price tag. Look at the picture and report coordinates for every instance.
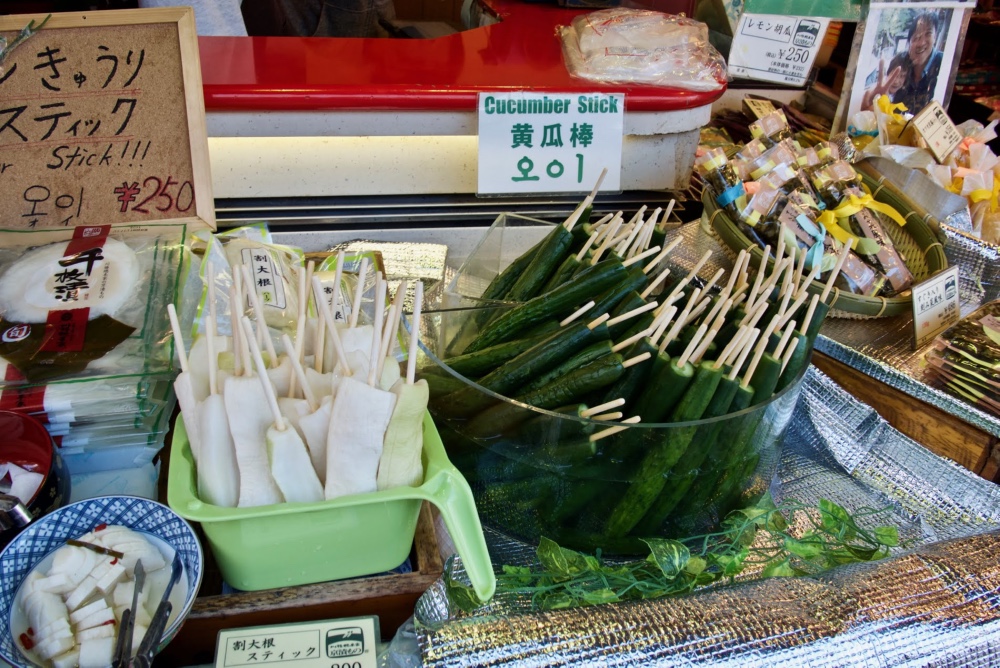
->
[729,13,830,87]
[477,91,622,195]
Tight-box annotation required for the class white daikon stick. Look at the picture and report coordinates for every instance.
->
[169,304,202,463]
[377,378,429,490]
[197,393,240,508]
[324,376,397,499]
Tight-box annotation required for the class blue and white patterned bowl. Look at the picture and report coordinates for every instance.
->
[0,495,203,667]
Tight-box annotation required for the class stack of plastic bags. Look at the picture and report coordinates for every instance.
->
[0,225,189,499]
[925,299,1000,417]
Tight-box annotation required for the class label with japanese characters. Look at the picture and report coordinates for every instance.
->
[216,615,380,668]
[908,101,963,163]
[0,9,213,230]
[912,266,960,349]
[241,248,288,311]
[477,92,623,195]
[729,13,830,87]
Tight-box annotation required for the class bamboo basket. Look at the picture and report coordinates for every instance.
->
[704,172,949,318]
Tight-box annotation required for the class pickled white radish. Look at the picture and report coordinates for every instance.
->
[265,425,324,504]
[376,379,429,490]
[197,394,240,508]
[224,375,284,507]
[324,376,396,499]
[299,396,333,484]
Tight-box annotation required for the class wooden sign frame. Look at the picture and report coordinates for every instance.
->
[0,8,215,231]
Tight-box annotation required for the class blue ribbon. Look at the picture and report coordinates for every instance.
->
[716,182,745,208]
[795,213,827,271]
[847,125,878,137]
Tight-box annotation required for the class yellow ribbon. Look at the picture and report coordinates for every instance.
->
[834,193,908,228]
[875,95,908,123]
[968,175,1000,212]
[816,192,905,256]
[945,178,963,196]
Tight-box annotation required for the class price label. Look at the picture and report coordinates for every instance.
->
[912,266,960,349]
[729,13,830,87]
[908,101,963,163]
[216,616,380,668]
[477,92,622,195]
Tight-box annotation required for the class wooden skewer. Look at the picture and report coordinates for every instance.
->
[727,327,759,381]
[795,263,822,300]
[312,276,352,376]
[241,317,286,432]
[780,332,801,374]
[228,284,246,377]
[241,265,278,368]
[702,291,733,331]
[574,226,603,262]
[740,298,769,330]
[288,260,308,398]
[368,276,387,387]
[623,245,661,268]
[561,301,596,327]
[580,398,625,418]
[744,245,771,311]
[753,256,793,311]
[698,267,726,299]
[774,223,787,270]
[740,323,774,389]
[590,412,623,421]
[349,257,370,329]
[659,289,701,353]
[775,287,811,331]
[677,323,708,367]
[563,167,608,232]
[650,304,678,344]
[589,416,641,443]
[724,249,748,295]
[643,235,682,275]
[612,327,653,353]
[691,318,723,365]
[636,207,662,254]
[166,304,189,374]
[406,281,424,385]
[799,293,821,336]
[616,206,647,256]
[378,279,408,382]
[623,352,651,368]
[772,320,797,361]
[206,260,219,396]
[606,300,658,327]
[820,239,854,303]
[590,213,624,265]
[587,313,610,330]
[793,244,807,288]
[680,297,711,329]
[714,324,748,370]
[640,266,672,299]
[661,198,676,226]
[281,334,318,412]
[665,249,714,303]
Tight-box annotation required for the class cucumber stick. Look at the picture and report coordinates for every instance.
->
[506,225,575,301]
[541,254,583,294]
[605,361,723,537]
[441,329,554,379]
[465,259,627,353]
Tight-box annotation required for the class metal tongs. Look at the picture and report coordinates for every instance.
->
[112,559,145,668]
[131,551,183,668]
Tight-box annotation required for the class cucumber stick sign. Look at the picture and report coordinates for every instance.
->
[477,92,624,195]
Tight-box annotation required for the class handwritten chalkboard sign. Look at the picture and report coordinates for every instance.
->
[0,8,214,231]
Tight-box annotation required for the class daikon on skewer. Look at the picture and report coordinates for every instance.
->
[241,317,323,505]
[197,298,239,508]
[168,303,202,463]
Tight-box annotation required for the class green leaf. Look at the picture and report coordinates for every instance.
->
[537,591,578,610]
[581,588,620,605]
[537,536,592,579]
[819,499,857,540]
[501,565,534,584]
[444,574,484,613]
[874,525,899,547]
[684,556,707,576]
[783,535,825,559]
[761,558,796,578]
[642,538,690,579]
[846,544,878,561]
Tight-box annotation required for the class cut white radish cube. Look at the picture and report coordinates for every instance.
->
[96,561,126,595]
[37,617,72,643]
[33,571,75,595]
[51,649,80,668]
[77,623,115,642]
[266,424,324,503]
[131,622,148,649]
[49,546,98,587]
[21,570,43,596]
[25,591,68,635]
[75,606,116,631]
[78,635,115,668]
[69,599,110,626]
[106,540,165,574]
[36,633,75,661]
[65,575,100,611]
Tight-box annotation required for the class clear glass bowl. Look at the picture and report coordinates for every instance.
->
[415,305,808,556]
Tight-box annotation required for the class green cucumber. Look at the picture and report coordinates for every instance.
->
[591,268,649,319]
[600,339,657,405]
[631,374,742,535]
[775,333,810,393]
[748,352,782,406]
[506,225,576,301]
[520,341,614,395]
[441,330,554,379]
[464,259,627,353]
[604,360,723,537]
[465,353,625,438]
[437,321,610,418]
[540,253,584,293]
[629,354,695,424]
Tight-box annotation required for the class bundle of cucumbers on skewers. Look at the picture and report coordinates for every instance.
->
[421,177,853,553]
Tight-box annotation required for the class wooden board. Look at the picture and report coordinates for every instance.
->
[0,8,214,231]
[813,352,1000,483]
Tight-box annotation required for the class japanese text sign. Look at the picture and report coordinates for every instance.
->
[729,13,830,87]
[912,266,960,349]
[216,615,379,668]
[477,92,623,195]
[0,8,214,231]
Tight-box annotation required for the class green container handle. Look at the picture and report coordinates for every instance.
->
[409,463,497,601]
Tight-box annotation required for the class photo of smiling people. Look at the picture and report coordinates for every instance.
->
[846,3,967,123]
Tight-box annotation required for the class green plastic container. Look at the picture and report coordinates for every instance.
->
[167,413,495,599]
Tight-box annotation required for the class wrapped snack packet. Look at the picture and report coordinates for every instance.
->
[747,139,799,182]
[749,109,792,149]
[838,185,913,296]
[695,147,747,216]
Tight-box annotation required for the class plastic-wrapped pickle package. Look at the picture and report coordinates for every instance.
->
[558,8,728,91]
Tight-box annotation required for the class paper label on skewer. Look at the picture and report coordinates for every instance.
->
[912,266,960,349]
[215,615,380,668]
[241,248,287,310]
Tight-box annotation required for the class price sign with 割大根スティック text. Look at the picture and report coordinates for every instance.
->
[0,8,214,231]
